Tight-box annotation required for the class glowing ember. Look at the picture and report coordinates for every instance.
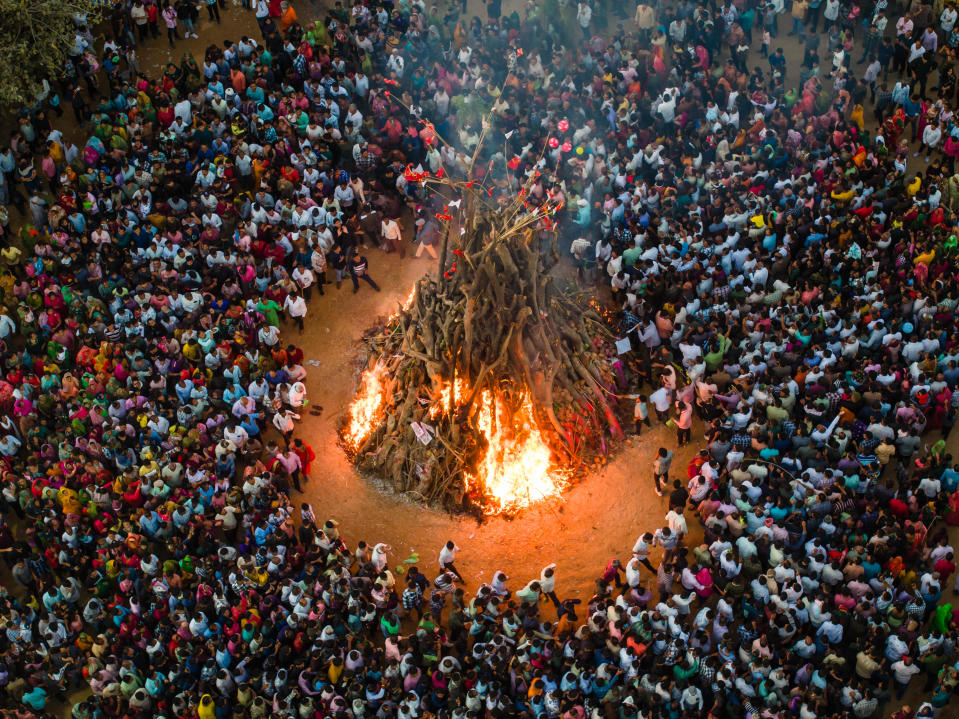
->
[344,363,388,451]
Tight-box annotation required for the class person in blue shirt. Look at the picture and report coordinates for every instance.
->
[21,686,47,711]
[574,197,592,228]
[139,510,160,538]
[245,84,265,105]
[942,464,959,492]
[239,413,260,438]
[175,378,194,404]
[215,452,235,479]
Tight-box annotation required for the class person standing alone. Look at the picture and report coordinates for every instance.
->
[675,399,693,446]
[381,215,404,258]
[439,540,464,583]
[161,2,180,46]
[349,252,381,294]
[653,447,673,497]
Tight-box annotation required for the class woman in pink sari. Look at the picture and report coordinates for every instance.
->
[695,565,714,600]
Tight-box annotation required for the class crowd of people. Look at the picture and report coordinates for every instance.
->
[2,0,959,717]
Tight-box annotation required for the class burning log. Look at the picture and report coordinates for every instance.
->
[340,130,622,516]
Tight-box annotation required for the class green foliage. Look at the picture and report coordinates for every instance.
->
[0,0,102,108]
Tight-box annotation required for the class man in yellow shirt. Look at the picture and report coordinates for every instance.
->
[790,0,809,35]
[635,3,655,39]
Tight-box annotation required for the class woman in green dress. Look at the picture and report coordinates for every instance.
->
[180,51,203,92]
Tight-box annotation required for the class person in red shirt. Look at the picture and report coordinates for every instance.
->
[889,496,910,521]
[286,344,304,367]
[292,438,316,475]
[601,558,624,587]
[933,552,956,587]
[146,1,160,39]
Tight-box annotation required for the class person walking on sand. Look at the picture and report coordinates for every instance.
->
[439,540,464,583]
[272,408,300,447]
[539,563,560,607]
[161,2,180,46]
[381,215,404,257]
[283,292,307,333]
[204,0,220,24]
[414,213,440,259]
[633,394,650,435]
[650,384,673,423]
[653,447,673,496]
[275,447,303,493]
[349,251,381,293]
[675,399,693,446]
[632,532,656,572]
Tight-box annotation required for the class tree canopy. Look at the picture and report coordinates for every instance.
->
[0,0,102,107]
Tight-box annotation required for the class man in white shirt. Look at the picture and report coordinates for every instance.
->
[438,541,464,582]
[291,266,316,300]
[943,5,958,34]
[257,324,280,347]
[0,313,15,340]
[272,409,300,447]
[283,293,307,333]
[433,88,450,117]
[539,564,559,606]
[381,216,404,257]
[575,1,592,36]
[656,92,677,124]
[333,180,355,212]
[386,49,405,78]
[665,508,688,539]
[650,385,673,423]
[632,532,656,571]
[174,97,192,124]
[890,656,920,698]
[255,0,270,26]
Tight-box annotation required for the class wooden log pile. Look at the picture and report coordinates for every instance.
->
[340,183,623,515]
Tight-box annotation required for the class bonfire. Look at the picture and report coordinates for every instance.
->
[340,121,623,516]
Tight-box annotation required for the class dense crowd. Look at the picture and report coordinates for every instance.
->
[2,0,959,718]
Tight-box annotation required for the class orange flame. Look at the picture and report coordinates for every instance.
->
[429,380,569,513]
[344,363,388,451]
[466,387,568,514]
[346,373,567,513]
[346,282,567,514]
[387,284,418,322]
